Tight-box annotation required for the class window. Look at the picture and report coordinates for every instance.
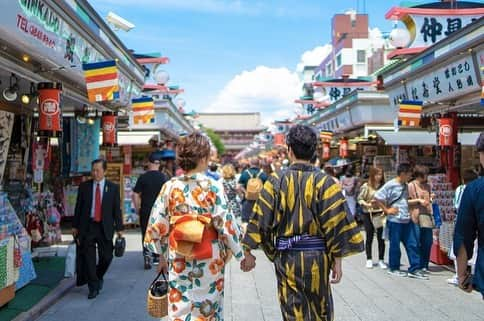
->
[357,50,366,63]
[336,54,342,68]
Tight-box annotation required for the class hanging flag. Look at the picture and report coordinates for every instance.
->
[82,60,119,102]
[398,100,423,127]
[132,97,155,124]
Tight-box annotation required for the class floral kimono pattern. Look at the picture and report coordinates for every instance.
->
[145,173,244,321]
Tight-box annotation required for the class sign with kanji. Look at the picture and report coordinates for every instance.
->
[322,86,373,103]
[405,15,481,48]
[406,55,478,103]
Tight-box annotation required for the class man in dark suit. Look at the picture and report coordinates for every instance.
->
[73,159,124,299]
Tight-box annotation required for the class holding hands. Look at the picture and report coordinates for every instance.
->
[241,251,256,272]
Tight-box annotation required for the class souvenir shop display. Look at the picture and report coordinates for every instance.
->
[428,174,456,253]
[0,192,36,306]
[0,111,15,184]
[373,155,396,180]
[25,192,62,247]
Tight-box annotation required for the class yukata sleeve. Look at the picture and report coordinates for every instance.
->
[144,183,170,258]
[212,181,244,261]
[242,173,279,261]
[453,185,477,259]
[316,175,364,258]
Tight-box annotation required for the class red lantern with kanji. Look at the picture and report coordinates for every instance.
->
[438,118,455,147]
[38,82,62,137]
[102,112,117,147]
[339,139,348,158]
[322,143,331,160]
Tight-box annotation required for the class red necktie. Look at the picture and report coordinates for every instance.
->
[94,183,102,222]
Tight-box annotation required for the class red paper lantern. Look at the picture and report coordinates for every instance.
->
[38,82,62,137]
[322,143,331,160]
[339,139,348,158]
[438,118,455,147]
[102,112,117,146]
[274,133,285,146]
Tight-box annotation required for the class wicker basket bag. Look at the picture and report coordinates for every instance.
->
[147,272,168,318]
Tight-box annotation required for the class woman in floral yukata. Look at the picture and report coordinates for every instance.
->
[144,132,244,321]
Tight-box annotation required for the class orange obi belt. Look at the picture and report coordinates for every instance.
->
[169,214,218,260]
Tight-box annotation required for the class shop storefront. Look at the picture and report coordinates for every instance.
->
[0,0,144,305]
[378,15,483,262]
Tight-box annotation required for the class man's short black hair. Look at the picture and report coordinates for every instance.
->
[397,163,412,176]
[92,159,107,171]
[286,125,317,161]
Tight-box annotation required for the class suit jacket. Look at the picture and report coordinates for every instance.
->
[73,179,123,241]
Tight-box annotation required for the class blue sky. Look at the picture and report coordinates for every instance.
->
[90,0,428,124]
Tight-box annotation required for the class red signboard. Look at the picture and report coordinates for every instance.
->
[274,133,285,146]
[38,82,62,137]
[438,118,455,147]
[102,112,117,146]
[339,139,348,158]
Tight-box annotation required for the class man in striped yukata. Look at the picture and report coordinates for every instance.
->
[241,125,364,321]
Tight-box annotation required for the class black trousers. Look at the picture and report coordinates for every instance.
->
[362,213,385,260]
[82,221,113,291]
[241,200,256,223]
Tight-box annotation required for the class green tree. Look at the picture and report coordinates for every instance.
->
[205,128,225,155]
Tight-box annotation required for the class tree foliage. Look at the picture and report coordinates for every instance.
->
[205,128,225,155]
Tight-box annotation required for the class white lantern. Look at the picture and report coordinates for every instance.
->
[389,28,411,48]
[176,98,186,109]
[154,70,170,85]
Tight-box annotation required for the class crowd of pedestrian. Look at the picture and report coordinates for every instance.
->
[72,126,483,320]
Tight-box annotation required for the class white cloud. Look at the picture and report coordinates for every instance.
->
[296,44,332,72]
[368,27,386,50]
[203,66,301,125]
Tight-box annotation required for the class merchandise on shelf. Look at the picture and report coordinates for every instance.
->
[124,175,139,225]
[25,192,62,247]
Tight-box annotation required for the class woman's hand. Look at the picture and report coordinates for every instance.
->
[241,251,256,272]
[157,256,169,275]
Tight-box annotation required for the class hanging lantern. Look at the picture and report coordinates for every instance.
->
[438,118,455,147]
[322,143,331,160]
[102,112,117,147]
[339,138,348,158]
[38,82,62,137]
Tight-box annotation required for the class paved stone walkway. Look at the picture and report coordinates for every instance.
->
[37,231,483,321]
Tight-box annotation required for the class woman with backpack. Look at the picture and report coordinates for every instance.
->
[222,164,242,219]
[238,158,268,225]
[358,167,387,269]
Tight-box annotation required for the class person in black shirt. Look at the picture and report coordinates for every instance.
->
[132,152,168,269]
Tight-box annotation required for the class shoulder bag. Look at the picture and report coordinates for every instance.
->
[409,182,434,228]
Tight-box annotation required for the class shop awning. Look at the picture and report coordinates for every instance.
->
[376,131,481,146]
[117,131,160,146]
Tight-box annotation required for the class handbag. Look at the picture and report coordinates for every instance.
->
[418,213,435,229]
[147,272,168,318]
[114,236,126,257]
[370,212,385,229]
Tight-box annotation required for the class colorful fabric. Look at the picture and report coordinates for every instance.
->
[0,243,7,288]
[70,118,100,173]
[82,60,119,102]
[242,163,364,321]
[398,100,423,127]
[222,178,241,218]
[132,97,155,124]
[319,130,333,143]
[144,173,244,321]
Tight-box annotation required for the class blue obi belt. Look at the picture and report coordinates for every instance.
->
[275,234,326,251]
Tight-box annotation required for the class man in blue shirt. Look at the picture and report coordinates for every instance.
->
[454,132,484,299]
[374,163,427,280]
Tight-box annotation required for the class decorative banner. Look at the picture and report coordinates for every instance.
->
[32,140,50,184]
[438,118,455,147]
[82,60,119,102]
[38,82,62,137]
[322,143,331,160]
[131,97,155,124]
[320,130,333,143]
[102,112,117,146]
[70,118,100,173]
[481,82,484,106]
[339,139,348,158]
[123,146,132,175]
[398,100,423,127]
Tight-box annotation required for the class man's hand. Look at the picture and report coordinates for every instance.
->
[116,231,123,238]
[385,207,399,216]
[330,258,343,284]
[241,251,256,272]
[157,256,169,275]
[72,228,79,238]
